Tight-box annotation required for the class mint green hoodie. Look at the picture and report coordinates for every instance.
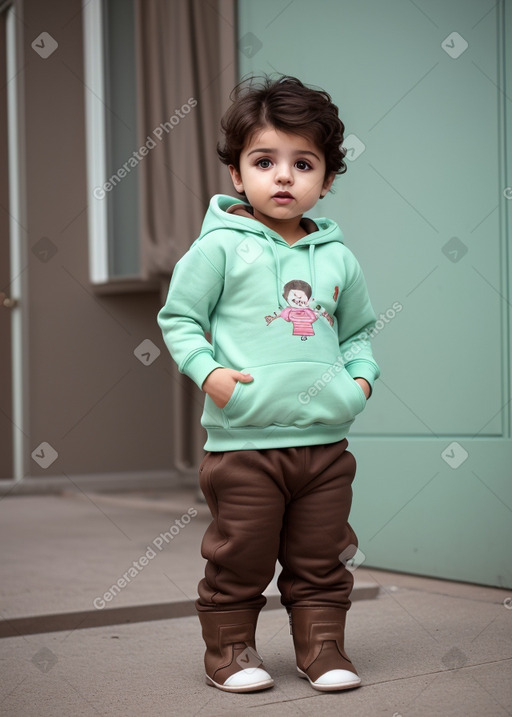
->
[158,194,380,451]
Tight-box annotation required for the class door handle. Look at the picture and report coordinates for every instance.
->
[0,292,18,309]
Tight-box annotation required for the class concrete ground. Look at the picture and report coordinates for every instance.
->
[0,488,511,716]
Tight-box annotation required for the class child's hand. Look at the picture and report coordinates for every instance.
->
[202,368,254,409]
[354,377,371,399]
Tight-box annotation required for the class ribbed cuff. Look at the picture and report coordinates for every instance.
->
[345,359,380,392]
[183,352,224,389]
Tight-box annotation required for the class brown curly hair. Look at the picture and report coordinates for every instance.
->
[217,75,347,181]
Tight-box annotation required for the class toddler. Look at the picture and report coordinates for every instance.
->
[158,75,380,693]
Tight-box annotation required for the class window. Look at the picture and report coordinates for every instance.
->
[83,0,142,284]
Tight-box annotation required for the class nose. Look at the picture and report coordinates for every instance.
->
[275,162,293,185]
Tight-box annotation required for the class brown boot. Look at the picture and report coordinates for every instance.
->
[197,609,274,693]
[289,607,361,691]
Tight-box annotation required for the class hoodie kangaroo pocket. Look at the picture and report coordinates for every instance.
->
[222,362,366,429]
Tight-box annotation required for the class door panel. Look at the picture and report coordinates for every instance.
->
[238,0,511,587]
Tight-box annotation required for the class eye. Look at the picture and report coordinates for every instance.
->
[256,158,272,169]
[295,160,312,171]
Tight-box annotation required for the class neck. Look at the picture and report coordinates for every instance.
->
[252,210,306,245]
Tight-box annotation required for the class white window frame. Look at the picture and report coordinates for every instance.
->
[82,0,109,284]
[5,0,29,483]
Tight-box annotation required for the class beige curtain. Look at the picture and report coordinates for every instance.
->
[135,0,237,472]
[135,0,237,278]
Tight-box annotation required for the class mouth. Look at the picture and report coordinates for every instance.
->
[272,191,294,204]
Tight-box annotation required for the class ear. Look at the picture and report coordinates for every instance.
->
[228,165,244,194]
[320,171,336,198]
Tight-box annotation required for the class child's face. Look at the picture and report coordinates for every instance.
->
[285,289,310,307]
[229,127,335,233]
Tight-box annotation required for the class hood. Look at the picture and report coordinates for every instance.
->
[198,194,344,246]
[197,194,345,308]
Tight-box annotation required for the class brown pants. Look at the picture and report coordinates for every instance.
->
[196,439,357,614]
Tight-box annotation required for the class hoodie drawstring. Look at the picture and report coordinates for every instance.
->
[309,244,316,303]
[267,238,284,308]
[266,236,317,309]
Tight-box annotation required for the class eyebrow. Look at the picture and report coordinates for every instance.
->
[247,147,321,161]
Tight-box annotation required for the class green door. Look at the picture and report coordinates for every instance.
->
[238,0,512,587]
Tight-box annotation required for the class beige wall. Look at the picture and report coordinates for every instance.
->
[19,0,177,479]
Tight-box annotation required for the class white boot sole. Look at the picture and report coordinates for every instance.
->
[205,673,274,693]
[297,667,361,691]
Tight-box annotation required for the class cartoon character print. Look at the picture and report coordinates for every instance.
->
[264,280,334,340]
